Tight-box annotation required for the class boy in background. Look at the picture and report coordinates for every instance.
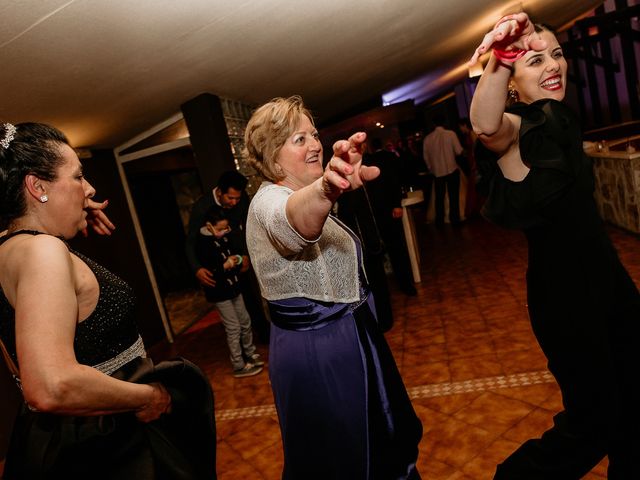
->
[196,207,264,378]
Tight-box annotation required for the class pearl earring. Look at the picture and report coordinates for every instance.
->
[39,195,48,203]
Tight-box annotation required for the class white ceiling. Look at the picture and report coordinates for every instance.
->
[0,0,603,149]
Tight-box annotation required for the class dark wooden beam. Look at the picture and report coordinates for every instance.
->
[619,13,640,117]
[181,93,236,193]
[577,4,640,28]
[580,23,603,123]
[600,24,622,123]
[567,28,587,126]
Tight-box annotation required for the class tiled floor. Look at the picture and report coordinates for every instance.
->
[164,287,215,336]
[151,216,640,479]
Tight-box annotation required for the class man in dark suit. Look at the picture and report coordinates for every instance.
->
[364,138,417,296]
[338,188,395,332]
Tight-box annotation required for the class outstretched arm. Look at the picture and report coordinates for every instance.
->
[285,132,380,240]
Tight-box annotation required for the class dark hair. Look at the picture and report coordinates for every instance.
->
[0,122,69,226]
[204,206,227,226]
[432,113,446,127]
[458,118,472,129]
[217,170,247,194]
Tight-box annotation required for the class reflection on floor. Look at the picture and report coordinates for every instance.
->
[164,288,215,336]
[151,217,640,479]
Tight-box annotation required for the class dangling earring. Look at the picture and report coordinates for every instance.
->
[39,195,48,203]
[508,83,519,103]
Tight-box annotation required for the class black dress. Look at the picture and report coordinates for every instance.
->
[479,100,640,479]
[0,231,216,479]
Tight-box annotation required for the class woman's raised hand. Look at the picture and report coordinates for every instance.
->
[321,132,380,199]
[83,198,116,237]
[469,12,546,66]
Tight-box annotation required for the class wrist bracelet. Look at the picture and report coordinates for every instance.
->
[493,47,526,63]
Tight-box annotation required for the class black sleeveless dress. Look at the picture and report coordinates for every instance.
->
[0,231,216,479]
[478,100,640,478]
[0,230,144,373]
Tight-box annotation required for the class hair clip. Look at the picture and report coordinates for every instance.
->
[1,123,17,149]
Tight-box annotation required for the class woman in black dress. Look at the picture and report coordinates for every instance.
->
[469,13,640,479]
[0,122,215,479]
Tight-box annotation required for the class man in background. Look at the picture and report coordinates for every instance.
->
[338,187,395,331]
[364,138,417,297]
[423,114,464,226]
[186,170,270,343]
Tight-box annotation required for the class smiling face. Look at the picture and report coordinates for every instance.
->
[275,113,324,190]
[511,29,567,104]
[43,143,96,238]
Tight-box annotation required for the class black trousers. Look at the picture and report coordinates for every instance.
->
[434,169,460,225]
[376,216,415,294]
[494,267,640,479]
[239,268,270,343]
[363,252,394,332]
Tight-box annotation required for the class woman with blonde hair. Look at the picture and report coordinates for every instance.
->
[245,96,422,479]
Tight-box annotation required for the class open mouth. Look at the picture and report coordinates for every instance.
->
[305,155,320,164]
[541,75,562,91]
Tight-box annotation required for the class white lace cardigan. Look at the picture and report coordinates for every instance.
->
[246,182,362,303]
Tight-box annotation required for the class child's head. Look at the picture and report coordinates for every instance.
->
[204,208,231,238]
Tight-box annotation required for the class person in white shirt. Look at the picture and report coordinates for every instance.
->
[422,114,464,225]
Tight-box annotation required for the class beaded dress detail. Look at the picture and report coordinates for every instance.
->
[0,230,145,375]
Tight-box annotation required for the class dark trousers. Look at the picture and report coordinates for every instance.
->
[494,411,607,480]
[364,252,394,332]
[377,216,415,294]
[416,173,433,213]
[434,169,460,225]
[494,408,639,479]
[239,268,270,343]
[495,273,640,479]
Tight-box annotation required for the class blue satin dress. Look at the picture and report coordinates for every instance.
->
[267,225,422,479]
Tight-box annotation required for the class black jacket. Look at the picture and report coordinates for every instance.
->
[4,357,217,480]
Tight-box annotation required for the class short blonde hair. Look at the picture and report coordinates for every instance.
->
[244,95,314,182]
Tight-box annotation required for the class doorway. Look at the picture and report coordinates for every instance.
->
[122,147,214,336]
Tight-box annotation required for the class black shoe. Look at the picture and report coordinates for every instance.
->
[233,363,263,378]
[248,354,265,367]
